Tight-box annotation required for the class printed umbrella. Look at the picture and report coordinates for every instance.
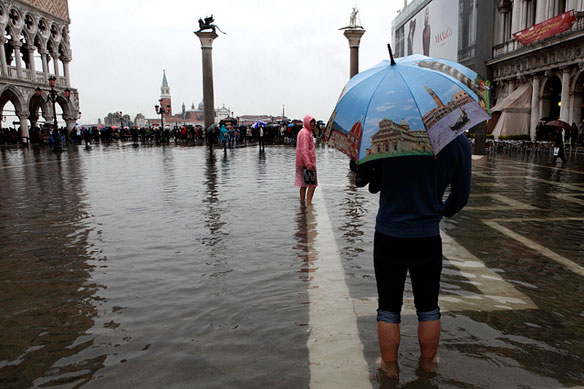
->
[324,45,491,166]
[252,121,267,128]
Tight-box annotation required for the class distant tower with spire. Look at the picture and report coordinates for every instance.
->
[425,86,445,108]
[160,69,172,116]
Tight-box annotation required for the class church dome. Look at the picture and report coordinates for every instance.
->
[198,100,204,111]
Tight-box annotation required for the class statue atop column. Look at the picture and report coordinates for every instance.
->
[349,7,359,27]
[197,15,226,34]
[340,7,363,30]
[339,7,365,78]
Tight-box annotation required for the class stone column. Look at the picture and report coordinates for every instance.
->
[547,0,556,19]
[26,45,36,81]
[567,0,580,13]
[343,29,366,79]
[511,0,522,35]
[508,79,516,96]
[519,0,527,30]
[497,10,506,44]
[535,0,547,23]
[63,60,71,86]
[0,37,8,76]
[560,68,571,122]
[194,31,219,129]
[530,75,541,141]
[12,41,24,79]
[567,92,575,125]
[40,49,49,82]
[18,112,30,143]
[51,52,60,84]
[65,117,76,132]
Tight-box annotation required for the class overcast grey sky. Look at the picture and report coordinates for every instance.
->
[69,1,405,124]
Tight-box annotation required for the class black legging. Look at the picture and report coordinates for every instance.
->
[374,232,443,314]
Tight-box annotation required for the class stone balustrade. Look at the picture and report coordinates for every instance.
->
[4,66,67,87]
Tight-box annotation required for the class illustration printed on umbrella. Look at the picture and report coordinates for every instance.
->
[413,57,491,113]
[326,58,491,165]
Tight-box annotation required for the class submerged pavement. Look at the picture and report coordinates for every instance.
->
[1,143,583,388]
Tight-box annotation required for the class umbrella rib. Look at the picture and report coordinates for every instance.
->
[361,65,396,133]
[391,66,427,133]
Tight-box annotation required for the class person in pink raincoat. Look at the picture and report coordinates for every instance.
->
[295,115,318,204]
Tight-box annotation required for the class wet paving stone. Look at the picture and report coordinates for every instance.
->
[1,143,583,387]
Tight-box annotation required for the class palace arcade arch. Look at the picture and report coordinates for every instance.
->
[0,0,79,142]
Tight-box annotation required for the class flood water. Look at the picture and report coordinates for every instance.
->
[1,142,583,388]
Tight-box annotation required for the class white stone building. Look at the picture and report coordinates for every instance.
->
[392,0,584,140]
[0,0,79,141]
[488,0,584,139]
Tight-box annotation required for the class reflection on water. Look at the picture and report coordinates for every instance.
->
[294,203,310,282]
[0,148,104,387]
[201,151,226,250]
[339,170,368,263]
[1,145,583,387]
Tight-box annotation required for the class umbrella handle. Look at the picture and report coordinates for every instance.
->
[387,44,396,66]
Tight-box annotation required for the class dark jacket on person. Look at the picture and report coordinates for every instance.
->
[357,134,472,238]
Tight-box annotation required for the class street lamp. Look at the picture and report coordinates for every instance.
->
[154,99,171,132]
[36,77,71,150]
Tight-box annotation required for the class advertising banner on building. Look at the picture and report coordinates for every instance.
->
[404,0,459,60]
[513,10,576,46]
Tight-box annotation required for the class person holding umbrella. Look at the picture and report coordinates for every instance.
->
[253,121,266,152]
[325,45,487,378]
[295,115,318,204]
[358,134,471,377]
[553,127,567,166]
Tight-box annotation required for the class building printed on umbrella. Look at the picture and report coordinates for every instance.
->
[418,60,488,106]
[368,118,432,156]
[329,119,363,161]
[422,86,474,128]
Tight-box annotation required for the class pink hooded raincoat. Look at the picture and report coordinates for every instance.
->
[294,115,318,187]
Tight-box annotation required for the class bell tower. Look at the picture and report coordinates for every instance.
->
[425,86,445,109]
[160,69,172,116]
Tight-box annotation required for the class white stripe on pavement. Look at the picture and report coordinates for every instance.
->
[441,232,537,310]
[352,232,536,317]
[306,189,371,389]
[465,193,539,211]
[483,220,584,277]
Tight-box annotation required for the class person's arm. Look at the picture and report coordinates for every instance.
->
[300,132,312,169]
[353,160,381,193]
[443,140,471,217]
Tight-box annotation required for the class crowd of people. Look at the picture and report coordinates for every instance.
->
[0,120,326,151]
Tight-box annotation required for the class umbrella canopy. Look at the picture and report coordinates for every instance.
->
[252,121,266,128]
[545,119,571,129]
[324,48,491,166]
